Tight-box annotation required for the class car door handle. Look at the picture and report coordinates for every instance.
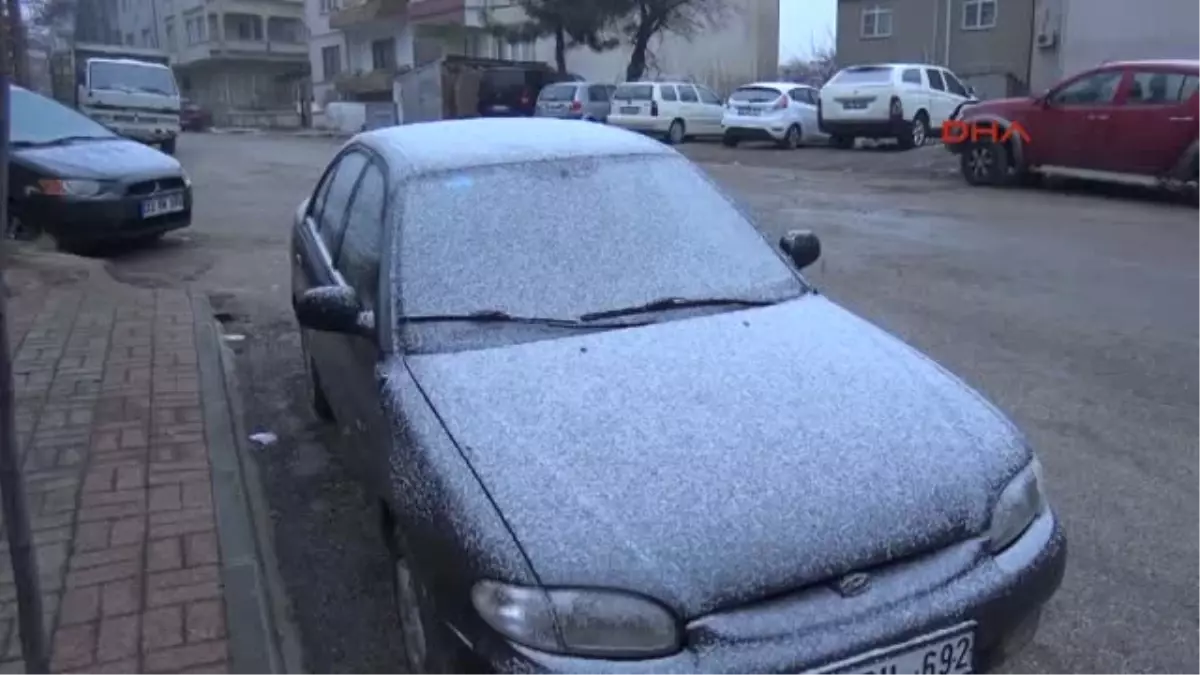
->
[1169,116,1195,122]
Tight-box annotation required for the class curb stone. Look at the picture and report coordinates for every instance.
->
[192,292,305,674]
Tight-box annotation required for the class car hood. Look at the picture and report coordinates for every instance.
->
[13,137,181,180]
[405,295,1030,619]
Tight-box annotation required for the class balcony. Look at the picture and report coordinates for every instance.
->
[334,68,396,95]
[173,39,309,65]
[410,0,465,23]
[329,0,408,29]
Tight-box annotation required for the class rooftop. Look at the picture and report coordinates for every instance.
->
[358,117,675,175]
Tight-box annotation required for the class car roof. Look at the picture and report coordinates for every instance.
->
[357,117,674,175]
[1097,58,1200,69]
[842,63,937,71]
[736,81,813,91]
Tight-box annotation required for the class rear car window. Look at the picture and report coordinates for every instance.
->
[1127,72,1200,104]
[730,87,783,103]
[613,84,654,101]
[830,67,894,85]
[659,85,678,101]
[539,84,577,102]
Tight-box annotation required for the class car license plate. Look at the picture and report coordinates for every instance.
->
[141,192,184,218]
[814,623,975,674]
[842,101,868,110]
[620,106,639,114]
[738,107,757,115]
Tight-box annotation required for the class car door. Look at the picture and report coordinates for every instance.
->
[1102,68,1199,175]
[1024,68,1126,170]
[694,84,726,134]
[923,68,954,127]
[676,84,703,132]
[327,158,392,487]
[296,149,369,403]
[788,87,819,137]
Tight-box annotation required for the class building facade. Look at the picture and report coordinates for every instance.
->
[308,0,779,107]
[116,0,310,125]
[836,0,1036,99]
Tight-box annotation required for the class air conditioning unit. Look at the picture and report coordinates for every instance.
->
[1035,29,1058,49]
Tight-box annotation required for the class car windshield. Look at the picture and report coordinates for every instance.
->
[397,154,804,349]
[730,86,783,103]
[7,85,116,145]
[89,60,178,95]
[612,84,653,100]
[539,84,577,102]
[830,67,894,85]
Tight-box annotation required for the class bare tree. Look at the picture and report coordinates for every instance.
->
[479,0,624,74]
[778,27,837,86]
[615,0,730,82]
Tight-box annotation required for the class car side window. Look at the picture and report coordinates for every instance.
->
[943,71,969,97]
[902,68,922,85]
[1049,70,1123,105]
[659,85,678,101]
[1126,71,1198,104]
[696,86,721,104]
[925,69,946,91]
[308,165,337,224]
[334,162,386,308]
[678,85,699,102]
[318,151,368,255]
[588,84,609,101]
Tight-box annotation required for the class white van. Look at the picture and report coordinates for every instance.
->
[607,81,725,144]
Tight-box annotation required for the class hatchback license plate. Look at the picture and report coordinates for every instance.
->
[141,192,184,218]
[738,107,757,115]
[621,106,639,114]
[815,623,975,674]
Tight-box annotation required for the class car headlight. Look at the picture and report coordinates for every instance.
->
[182,172,192,188]
[987,458,1047,553]
[34,178,107,197]
[471,580,681,659]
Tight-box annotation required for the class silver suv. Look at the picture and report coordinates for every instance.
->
[534,82,616,122]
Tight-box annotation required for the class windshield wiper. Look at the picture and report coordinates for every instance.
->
[399,309,651,329]
[579,296,780,322]
[11,135,111,148]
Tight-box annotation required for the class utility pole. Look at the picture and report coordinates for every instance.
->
[3,0,28,85]
[0,4,51,673]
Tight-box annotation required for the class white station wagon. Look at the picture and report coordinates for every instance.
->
[607,81,726,144]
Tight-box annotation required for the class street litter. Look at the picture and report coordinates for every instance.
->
[249,432,278,447]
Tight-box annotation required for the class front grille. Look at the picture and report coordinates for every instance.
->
[127,177,186,197]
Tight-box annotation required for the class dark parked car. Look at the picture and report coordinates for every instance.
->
[290,117,1065,674]
[180,98,212,131]
[5,84,192,249]
[477,65,580,117]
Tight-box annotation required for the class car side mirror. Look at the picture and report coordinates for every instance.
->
[779,230,821,270]
[295,285,373,336]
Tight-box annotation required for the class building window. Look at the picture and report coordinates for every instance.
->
[268,17,305,43]
[861,6,893,38]
[141,28,151,46]
[185,16,203,44]
[371,38,397,69]
[319,0,339,14]
[208,14,220,40]
[225,13,263,41]
[165,17,176,49]
[962,0,997,30]
[321,45,342,81]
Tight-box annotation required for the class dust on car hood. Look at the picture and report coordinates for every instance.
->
[13,137,181,180]
[405,295,1030,619]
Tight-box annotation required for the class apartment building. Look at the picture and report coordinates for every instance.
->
[836,0,1036,99]
[308,0,778,107]
[117,0,310,125]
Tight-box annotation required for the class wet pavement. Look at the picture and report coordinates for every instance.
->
[91,131,1198,673]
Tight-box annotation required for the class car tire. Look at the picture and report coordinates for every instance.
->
[161,137,176,155]
[383,508,461,674]
[722,133,739,148]
[665,119,685,145]
[778,124,802,150]
[960,140,1011,186]
[898,112,928,150]
[831,135,855,150]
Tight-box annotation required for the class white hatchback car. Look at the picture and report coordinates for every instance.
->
[607,81,726,144]
[721,82,822,149]
[818,63,976,149]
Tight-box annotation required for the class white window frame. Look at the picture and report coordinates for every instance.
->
[861,6,893,39]
[962,0,997,30]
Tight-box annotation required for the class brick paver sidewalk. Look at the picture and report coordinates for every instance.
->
[0,278,258,673]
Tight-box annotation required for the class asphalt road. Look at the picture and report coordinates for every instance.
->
[95,131,1198,673]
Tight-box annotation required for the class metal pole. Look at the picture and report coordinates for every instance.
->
[0,6,51,673]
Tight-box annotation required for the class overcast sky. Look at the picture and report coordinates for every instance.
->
[779,0,837,61]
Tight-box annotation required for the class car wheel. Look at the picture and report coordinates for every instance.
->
[665,119,685,145]
[722,133,739,148]
[300,333,334,421]
[778,124,802,149]
[384,511,459,674]
[898,112,928,150]
[960,140,1011,186]
[831,135,855,150]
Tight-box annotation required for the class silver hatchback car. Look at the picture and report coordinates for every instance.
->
[535,81,616,122]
